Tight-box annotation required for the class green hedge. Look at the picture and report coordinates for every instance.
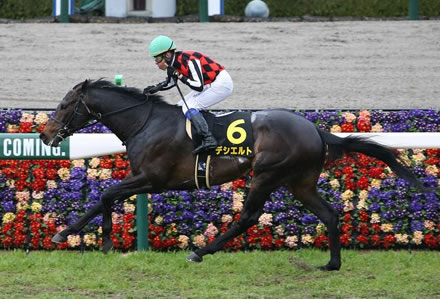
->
[1,0,439,20]
[177,0,440,17]
[0,0,52,19]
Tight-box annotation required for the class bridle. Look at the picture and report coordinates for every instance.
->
[49,89,152,146]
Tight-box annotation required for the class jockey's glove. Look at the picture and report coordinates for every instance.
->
[143,81,167,94]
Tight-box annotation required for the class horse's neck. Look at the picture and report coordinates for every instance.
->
[94,97,181,143]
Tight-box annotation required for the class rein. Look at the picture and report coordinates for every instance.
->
[50,92,152,146]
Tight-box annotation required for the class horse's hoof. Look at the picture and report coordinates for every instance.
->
[102,239,113,254]
[186,252,203,263]
[318,263,341,271]
[52,233,67,243]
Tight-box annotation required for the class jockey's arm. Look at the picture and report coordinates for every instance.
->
[179,59,204,92]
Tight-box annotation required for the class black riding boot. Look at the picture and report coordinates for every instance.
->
[190,113,218,154]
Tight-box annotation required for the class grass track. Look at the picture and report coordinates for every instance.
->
[0,249,439,298]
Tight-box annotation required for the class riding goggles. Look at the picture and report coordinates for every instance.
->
[154,54,164,63]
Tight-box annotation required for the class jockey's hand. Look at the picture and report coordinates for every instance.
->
[143,85,161,95]
[167,66,179,80]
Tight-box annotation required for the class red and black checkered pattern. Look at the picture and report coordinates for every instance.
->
[173,51,225,85]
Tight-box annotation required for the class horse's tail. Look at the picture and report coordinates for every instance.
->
[316,128,426,190]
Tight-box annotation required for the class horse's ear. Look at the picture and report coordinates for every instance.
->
[81,79,89,92]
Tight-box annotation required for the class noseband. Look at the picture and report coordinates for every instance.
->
[49,93,102,144]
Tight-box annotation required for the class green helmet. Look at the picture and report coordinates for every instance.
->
[149,35,176,57]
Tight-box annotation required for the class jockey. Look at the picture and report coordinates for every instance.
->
[144,35,233,154]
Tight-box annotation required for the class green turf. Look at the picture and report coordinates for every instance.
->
[0,249,439,298]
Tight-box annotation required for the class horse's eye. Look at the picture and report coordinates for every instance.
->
[60,103,67,110]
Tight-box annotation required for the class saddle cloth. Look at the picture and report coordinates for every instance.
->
[186,111,254,157]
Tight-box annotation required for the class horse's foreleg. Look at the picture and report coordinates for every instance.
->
[188,172,277,262]
[52,200,103,243]
[291,186,341,271]
[100,175,153,254]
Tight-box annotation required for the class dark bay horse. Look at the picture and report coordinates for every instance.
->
[40,79,425,271]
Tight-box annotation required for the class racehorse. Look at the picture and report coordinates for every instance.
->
[40,79,425,271]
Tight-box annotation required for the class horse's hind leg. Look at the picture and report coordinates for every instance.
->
[289,184,341,271]
[187,171,279,262]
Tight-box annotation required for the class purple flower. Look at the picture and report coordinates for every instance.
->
[301,214,318,224]
[410,220,424,232]
[2,200,15,213]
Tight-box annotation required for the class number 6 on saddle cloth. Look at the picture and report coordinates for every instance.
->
[186,111,254,189]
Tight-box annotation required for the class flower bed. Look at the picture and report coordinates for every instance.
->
[0,109,439,251]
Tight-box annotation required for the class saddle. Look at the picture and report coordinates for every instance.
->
[186,111,254,189]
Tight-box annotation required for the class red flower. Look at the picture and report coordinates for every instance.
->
[424,233,438,248]
[368,167,384,178]
[356,120,371,132]
[371,234,381,246]
[340,233,351,245]
[341,123,354,132]
[359,211,369,223]
[356,176,369,190]
[314,234,328,248]
[356,235,369,246]
[383,235,396,249]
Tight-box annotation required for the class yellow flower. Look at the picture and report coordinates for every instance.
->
[46,180,57,189]
[154,216,163,225]
[425,165,438,176]
[342,112,357,123]
[320,171,329,179]
[258,213,273,226]
[316,223,326,233]
[370,213,381,224]
[123,203,136,213]
[343,200,354,212]
[232,200,243,212]
[371,179,381,189]
[83,234,97,246]
[167,223,178,235]
[32,191,44,199]
[424,220,435,230]
[275,225,285,235]
[233,191,244,202]
[395,234,409,244]
[34,112,49,125]
[371,123,383,132]
[341,190,354,201]
[411,152,426,165]
[285,236,298,248]
[67,235,81,247]
[412,231,423,245]
[16,202,29,211]
[221,214,233,223]
[359,190,368,201]
[6,180,15,188]
[20,112,35,123]
[178,235,189,249]
[31,202,42,213]
[220,182,233,191]
[380,223,393,232]
[329,179,340,189]
[99,169,112,180]
[15,191,30,202]
[89,157,101,168]
[193,234,206,248]
[203,223,219,238]
[356,199,368,210]
[2,212,16,224]
[87,169,99,179]
[301,234,314,245]
[57,168,71,180]
[72,159,85,168]
[330,124,341,133]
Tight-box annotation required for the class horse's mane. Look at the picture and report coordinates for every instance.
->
[87,79,168,104]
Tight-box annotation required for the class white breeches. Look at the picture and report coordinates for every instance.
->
[177,70,233,115]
